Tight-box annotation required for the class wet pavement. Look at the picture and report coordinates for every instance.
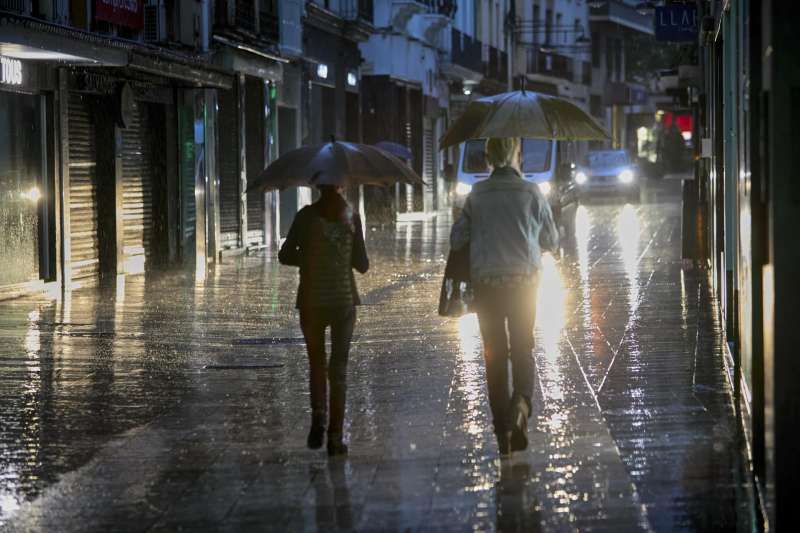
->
[0,180,754,532]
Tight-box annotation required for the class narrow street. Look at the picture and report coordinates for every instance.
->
[0,180,753,532]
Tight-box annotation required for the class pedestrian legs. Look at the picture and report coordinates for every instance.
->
[300,309,328,423]
[328,307,356,437]
[476,288,512,435]
[507,284,537,411]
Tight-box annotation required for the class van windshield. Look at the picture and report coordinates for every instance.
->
[463,138,552,173]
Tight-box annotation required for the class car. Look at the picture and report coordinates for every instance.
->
[573,149,641,203]
[451,138,579,227]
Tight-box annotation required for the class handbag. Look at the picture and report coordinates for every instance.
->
[438,245,474,317]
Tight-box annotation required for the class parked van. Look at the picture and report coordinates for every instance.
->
[451,138,579,227]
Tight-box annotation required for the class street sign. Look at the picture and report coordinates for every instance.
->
[655,4,698,42]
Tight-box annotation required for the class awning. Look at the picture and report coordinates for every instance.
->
[0,18,128,66]
[0,15,233,89]
[211,35,286,82]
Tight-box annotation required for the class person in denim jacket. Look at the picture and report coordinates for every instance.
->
[450,137,559,456]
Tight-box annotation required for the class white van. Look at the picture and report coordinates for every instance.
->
[451,138,579,225]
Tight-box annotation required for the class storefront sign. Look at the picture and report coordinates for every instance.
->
[655,4,698,42]
[95,0,144,30]
[1,56,23,86]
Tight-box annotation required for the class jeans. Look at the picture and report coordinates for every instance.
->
[474,283,538,434]
[299,306,356,435]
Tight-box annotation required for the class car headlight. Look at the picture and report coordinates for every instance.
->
[455,182,472,195]
[538,181,552,196]
[575,171,587,185]
[618,169,634,183]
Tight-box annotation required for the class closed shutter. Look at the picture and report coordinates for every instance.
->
[218,88,240,249]
[247,190,264,245]
[120,102,155,269]
[68,93,100,280]
[423,124,435,182]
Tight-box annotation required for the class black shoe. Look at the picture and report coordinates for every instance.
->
[509,395,530,452]
[307,424,325,449]
[327,433,348,456]
[496,431,512,457]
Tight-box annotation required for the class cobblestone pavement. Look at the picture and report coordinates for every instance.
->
[0,181,754,532]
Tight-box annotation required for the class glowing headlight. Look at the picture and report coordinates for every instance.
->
[618,169,634,183]
[455,182,472,195]
[538,181,552,196]
[575,171,588,185]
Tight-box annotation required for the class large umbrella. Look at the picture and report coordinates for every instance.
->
[439,90,609,149]
[247,140,423,192]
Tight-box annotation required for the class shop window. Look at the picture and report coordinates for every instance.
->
[0,92,44,286]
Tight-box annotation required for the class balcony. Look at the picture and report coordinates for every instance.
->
[259,0,279,42]
[342,0,374,24]
[450,28,483,74]
[589,0,653,35]
[525,48,574,82]
[0,0,25,12]
[484,44,507,84]
[235,0,256,33]
[418,0,456,17]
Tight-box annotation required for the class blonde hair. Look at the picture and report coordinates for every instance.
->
[485,137,520,169]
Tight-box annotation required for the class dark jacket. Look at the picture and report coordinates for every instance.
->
[279,197,369,309]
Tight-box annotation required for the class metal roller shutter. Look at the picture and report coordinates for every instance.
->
[68,93,100,280]
[218,88,240,249]
[423,124,435,182]
[120,102,156,270]
[246,189,264,245]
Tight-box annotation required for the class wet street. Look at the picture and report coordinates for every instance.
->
[0,180,753,532]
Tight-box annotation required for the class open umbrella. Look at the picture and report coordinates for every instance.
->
[439,90,609,149]
[374,141,413,162]
[247,140,423,193]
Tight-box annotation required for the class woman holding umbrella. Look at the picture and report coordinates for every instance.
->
[258,140,421,456]
[279,181,369,456]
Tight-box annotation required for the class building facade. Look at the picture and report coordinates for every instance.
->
[587,0,655,154]
[693,1,800,528]
[0,0,233,298]
[359,0,454,221]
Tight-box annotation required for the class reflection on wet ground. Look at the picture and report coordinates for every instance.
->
[0,181,753,531]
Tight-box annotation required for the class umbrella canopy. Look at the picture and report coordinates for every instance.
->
[439,90,609,149]
[247,141,423,193]
[374,141,413,161]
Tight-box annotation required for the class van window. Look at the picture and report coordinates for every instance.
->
[463,138,553,173]
[521,139,552,173]
[463,139,488,172]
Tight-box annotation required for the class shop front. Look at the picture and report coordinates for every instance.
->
[0,58,57,297]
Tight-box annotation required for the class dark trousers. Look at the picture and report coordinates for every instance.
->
[299,306,356,435]
[475,283,537,434]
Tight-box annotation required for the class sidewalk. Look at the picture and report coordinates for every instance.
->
[0,181,753,532]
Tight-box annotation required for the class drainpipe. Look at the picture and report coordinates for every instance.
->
[199,0,210,52]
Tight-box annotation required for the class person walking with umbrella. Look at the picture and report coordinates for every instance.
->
[279,181,369,456]
[450,137,559,456]
[250,138,420,455]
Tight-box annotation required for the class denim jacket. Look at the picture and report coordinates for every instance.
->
[450,166,559,283]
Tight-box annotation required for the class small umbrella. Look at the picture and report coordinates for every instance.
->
[247,140,423,192]
[374,141,413,162]
[439,90,609,149]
